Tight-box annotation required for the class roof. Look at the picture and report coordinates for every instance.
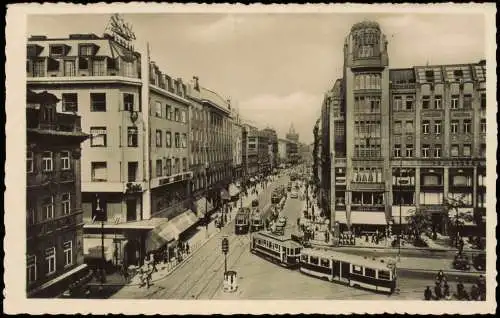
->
[351,21,380,32]
[301,248,394,270]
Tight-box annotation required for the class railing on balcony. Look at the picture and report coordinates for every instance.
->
[390,82,416,90]
[27,210,83,239]
[28,170,75,188]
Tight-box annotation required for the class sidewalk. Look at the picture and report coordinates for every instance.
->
[113,191,260,291]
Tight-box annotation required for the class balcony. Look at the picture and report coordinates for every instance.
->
[390,82,416,90]
[27,210,83,240]
[27,170,75,188]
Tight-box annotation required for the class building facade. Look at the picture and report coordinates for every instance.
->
[262,128,278,171]
[244,124,260,177]
[320,21,487,236]
[277,138,288,166]
[26,90,89,297]
[27,33,200,269]
[186,77,233,215]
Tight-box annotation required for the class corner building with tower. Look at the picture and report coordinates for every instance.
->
[318,21,487,237]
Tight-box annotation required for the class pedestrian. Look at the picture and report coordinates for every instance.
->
[152,255,158,273]
[436,270,445,283]
[470,284,479,301]
[424,286,433,300]
[458,238,464,255]
[434,280,443,300]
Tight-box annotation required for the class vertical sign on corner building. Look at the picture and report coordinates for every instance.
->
[106,13,136,44]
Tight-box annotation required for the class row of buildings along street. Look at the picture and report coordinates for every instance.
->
[312,21,486,247]
[25,17,311,297]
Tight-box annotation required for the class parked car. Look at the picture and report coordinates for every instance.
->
[472,253,486,271]
[452,254,471,271]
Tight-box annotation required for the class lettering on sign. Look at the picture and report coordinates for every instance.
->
[421,111,443,118]
[106,14,136,42]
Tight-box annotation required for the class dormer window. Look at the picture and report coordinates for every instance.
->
[79,44,97,56]
[49,44,69,57]
[425,70,434,82]
[453,69,464,82]
[27,44,43,58]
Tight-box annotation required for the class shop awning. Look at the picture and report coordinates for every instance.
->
[84,238,115,261]
[146,210,198,252]
[194,197,214,219]
[351,211,387,225]
[334,211,348,224]
[229,184,240,197]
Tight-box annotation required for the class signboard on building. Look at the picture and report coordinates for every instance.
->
[106,14,136,43]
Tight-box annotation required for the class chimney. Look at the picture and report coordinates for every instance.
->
[193,76,200,91]
[227,99,231,110]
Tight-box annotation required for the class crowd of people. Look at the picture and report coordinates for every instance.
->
[423,271,486,301]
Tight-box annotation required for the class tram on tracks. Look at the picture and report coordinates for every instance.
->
[235,207,251,234]
[250,231,303,268]
[299,248,397,294]
[250,209,264,232]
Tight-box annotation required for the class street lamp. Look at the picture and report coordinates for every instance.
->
[95,194,106,284]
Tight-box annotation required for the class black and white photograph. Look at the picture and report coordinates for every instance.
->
[4,3,497,315]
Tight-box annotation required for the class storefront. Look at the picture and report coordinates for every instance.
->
[193,196,214,219]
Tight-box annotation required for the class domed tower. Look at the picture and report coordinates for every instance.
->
[341,20,392,231]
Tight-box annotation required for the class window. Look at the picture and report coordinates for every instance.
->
[451,145,459,157]
[33,59,45,77]
[434,145,441,158]
[393,144,401,158]
[463,144,471,157]
[352,265,363,275]
[480,143,486,157]
[365,267,376,278]
[156,130,162,147]
[62,193,71,215]
[452,175,472,187]
[425,70,434,82]
[123,93,134,112]
[127,127,138,147]
[155,101,162,117]
[422,121,429,134]
[434,121,442,135]
[394,121,402,134]
[422,96,430,109]
[156,159,162,177]
[90,93,106,112]
[62,93,78,112]
[451,120,459,133]
[320,258,330,268]
[405,121,413,134]
[480,93,486,109]
[463,94,472,109]
[181,110,187,123]
[90,127,107,147]
[174,158,180,174]
[309,256,319,265]
[463,120,471,134]
[182,158,188,172]
[63,60,75,77]
[92,58,105,76]
[50,45,65,56]
[393,96,402,111]
[42,151,53,172]
[91,162,107,182]
[174,108,180,121]
[179,133,186,148]
[451,95,459,109]
[128,162,138,182]
[166,131,172,148]
[61,151,70,170]
[175,133,180,148]
[27,151,34,173]
[405,96,414,111]
[63,241,73,267]
[420,192,443,205]
[378,270,391,280]
[45,247,56,275]
[79,45,93,56]
[480,119,486,133]
[405,144,413,157]
[42,196,54,219]
[422,174,441,186]
[165,159,172,176]
[422,145,430,158]
[166,105,172,120]
[27,255,37,284]
[78,57,89,70]
[434,95,442,109]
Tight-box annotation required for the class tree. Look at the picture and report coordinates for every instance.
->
[406,209,432,241]
[443,193,468,246]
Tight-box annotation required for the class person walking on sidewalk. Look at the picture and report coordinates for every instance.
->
[424,286,433,300]
[186,241,190,255]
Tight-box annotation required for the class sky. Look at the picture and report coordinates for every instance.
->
[27,11,487,144]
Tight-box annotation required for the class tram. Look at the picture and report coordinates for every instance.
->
[235,207,251,234]
[250,209,264,232]
[299,248,397,294]
[250,231,302,268]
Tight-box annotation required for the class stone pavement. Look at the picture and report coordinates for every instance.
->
[121,191,260,288]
